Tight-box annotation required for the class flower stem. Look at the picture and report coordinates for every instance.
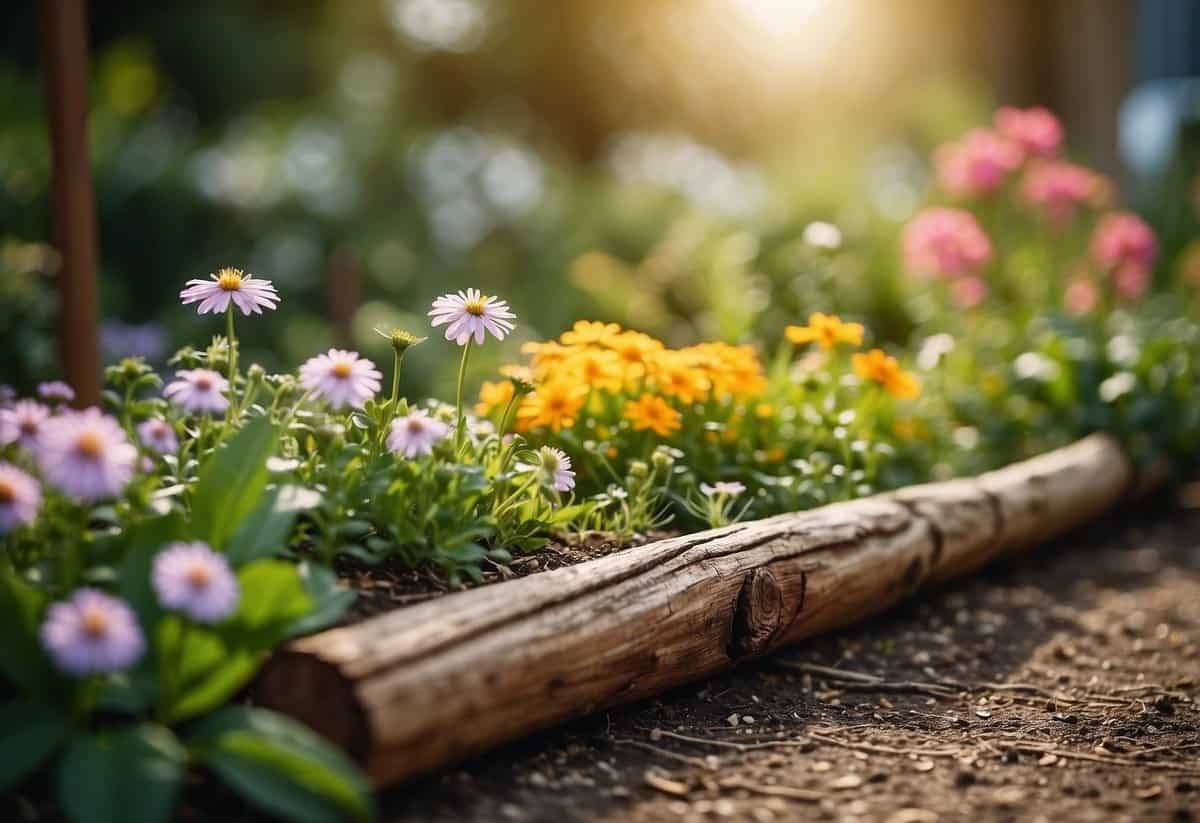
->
[390,350,404,406]
[454,338,473,453]
[226,306,237,384]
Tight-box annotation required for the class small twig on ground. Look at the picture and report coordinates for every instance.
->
[718,776,825,802]
[611,739,714,770]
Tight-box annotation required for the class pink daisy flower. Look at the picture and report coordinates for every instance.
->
[299,349,382,410]
[517,446,576,492]
[41,589,145,676]
[386,409,451,458]
[152,541,240,624]
[995,106,1063,159]
[0,463,41,534]
[179,267,280,316]
[164,369,230,415]
[0,400,50,452]
[37,408,138,502]
[137,418,179,455]
[38,381,75,405]
[901,208,993,280]
[934,129,1022,198]
[429,288,516,345]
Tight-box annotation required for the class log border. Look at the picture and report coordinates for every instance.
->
[257,434,1135,786]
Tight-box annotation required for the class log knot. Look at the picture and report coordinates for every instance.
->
[727,567,789,659]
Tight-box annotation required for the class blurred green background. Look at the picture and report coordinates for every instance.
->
[2,0,1194,396]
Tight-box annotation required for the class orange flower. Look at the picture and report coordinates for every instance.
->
[624,394,682,437]
[785,312,864,351]
[517,381,587,432]
[610,331,664,381]
[475,380,515,417]
[560,320,622,347]
[852,349,921,400]
[650,351,711,405]
[566,348,624,394]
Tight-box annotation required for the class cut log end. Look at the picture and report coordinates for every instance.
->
[255,649,368,760]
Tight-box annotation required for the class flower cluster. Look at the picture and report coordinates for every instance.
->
[906,107,1158,311]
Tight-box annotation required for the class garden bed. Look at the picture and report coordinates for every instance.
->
[257,433,1138,787]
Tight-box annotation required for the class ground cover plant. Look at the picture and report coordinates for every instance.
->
[2,107,1199,822]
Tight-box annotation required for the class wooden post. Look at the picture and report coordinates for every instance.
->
[257,434,1134,787]
[39,0,101,407]
[328,248,361,349]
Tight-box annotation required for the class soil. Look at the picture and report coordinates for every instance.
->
[377,501,1200,823]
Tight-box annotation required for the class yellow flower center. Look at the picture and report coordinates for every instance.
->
[75,431,103,459]
[331,361,353,379]
[186,564,212,590]
[464,298,487,317]
[216,268,244,291]
[82,609,108,638]
[0,480,14,504]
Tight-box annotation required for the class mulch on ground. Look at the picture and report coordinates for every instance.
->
[380,502,1200,823]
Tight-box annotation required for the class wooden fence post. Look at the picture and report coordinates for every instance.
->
[39,0,101,407]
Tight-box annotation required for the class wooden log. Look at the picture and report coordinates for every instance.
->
[257,434,1133,786]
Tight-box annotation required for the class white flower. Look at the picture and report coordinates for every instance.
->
[428,288,516,345]
[700,481,746,498]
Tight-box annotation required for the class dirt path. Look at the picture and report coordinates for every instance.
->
[382,505,1200,823]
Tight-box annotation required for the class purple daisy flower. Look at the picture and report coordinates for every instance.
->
[386,409,451,458]
[164,369,230,415]
[41,589,145,676]
[137,418,179,455]
[516,446,576,492]
[37,408,138,502]
[428,288,516,346]
[0,400,50,452]
[179,267,280,316]
[0,463,41,534]
[298,349,382,410]
[37,381,75,405]
[152,542,240,624]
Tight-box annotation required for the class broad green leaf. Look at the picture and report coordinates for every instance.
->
[0,701,67,792]
[189,417,280,550]
[163,561,311,723]
[226,485,321,566]
[286,562,355,638]
[0,566,56,697]
[57,725,186,823]
[189,706,373,823]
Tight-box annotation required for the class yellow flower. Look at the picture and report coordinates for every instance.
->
[475,380,515,417]
[624,394,682,437]
[650,351,711,405]
[566,348,624,394]
[561,320,623,347]
[691,342,766,399]
[517,381,587,432]
[785,312,864,351]
[754,403,774,420]
[610,331,664,381]
[852,349,921,400]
